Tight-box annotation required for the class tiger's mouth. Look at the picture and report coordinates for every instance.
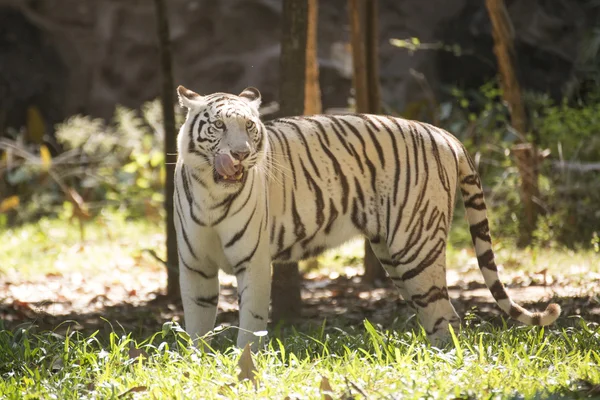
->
[213,153,250,184]
[214,164,246,184]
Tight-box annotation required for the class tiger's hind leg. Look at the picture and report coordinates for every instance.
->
[369,240,411,302]
[376,239,459,346]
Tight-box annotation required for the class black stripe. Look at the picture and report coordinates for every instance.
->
[489,280,508,300]
[230,174,255,217]
[192,295,219,308]
[324,115,353,155]
[411,286,449,308]
[470,219,492,244]
[464,193,486,210]
[400,238,445,281]
[305,117,331,147]
[291,196,307,241]
[250,311,265,320]
[324,199,339,234]
[225,206,257,248]
[232,219,264,271]
[377,117,402,206]
[277,226,286,254]
[509,306,523,319]
[340,118,377,193]
[426,317,448,336]
[273,127,298,189]
[188,113,200,142]
[283,120,322,179]
[315,133,349,213]
[179,253,217,279]
[299,159,325,228]
[175,207,198,259]
[180,165,207,226]
[357,114,385,167]
[477,249,497,271]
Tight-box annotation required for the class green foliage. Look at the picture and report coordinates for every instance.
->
[440,81,600,248]
[0,100,180,227]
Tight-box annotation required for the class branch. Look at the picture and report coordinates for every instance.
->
[551,161,600,173]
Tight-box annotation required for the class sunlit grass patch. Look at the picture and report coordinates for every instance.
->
[0,213,165,279]
[1,319,599,399]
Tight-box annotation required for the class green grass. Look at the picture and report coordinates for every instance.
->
[0,214,164,279]
[1,319,599,399]
[1,216,599,398]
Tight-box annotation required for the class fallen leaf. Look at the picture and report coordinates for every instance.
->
[237,343,257,389]
[128,348,148,361]
[50,356,64,373]
[320,376,334,400]
[118,386,147,398]
[218,383,236,397]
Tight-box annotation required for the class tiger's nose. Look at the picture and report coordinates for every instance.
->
[231,150,250,161]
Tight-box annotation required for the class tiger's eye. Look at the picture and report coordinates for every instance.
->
[245,120,254,129]
[215,120,225,129]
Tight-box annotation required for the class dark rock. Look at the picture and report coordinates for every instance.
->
[0,0,597,133]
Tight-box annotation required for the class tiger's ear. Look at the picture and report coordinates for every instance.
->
[177,85,203,109]
[239,87,262,109]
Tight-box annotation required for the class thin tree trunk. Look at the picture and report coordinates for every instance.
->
[271,0,309,324]
[364,0,381,116]
[304,0,321,116]
[348,0,369,112]
[153,0,179,298]
[349,0,386,283]
[485,0,538,247]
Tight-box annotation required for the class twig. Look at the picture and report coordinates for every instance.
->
[409,68,439,125]
[551,161,600,173]
[345,377,370,399]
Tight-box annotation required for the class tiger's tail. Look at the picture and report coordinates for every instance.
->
[458,149,561,326]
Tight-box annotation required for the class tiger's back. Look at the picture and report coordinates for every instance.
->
[265,114,461,266]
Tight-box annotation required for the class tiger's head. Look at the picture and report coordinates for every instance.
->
[177,86,266,186]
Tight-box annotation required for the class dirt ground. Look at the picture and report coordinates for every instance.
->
[2,259,599,337]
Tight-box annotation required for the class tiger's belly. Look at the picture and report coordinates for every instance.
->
[270,218,361,263]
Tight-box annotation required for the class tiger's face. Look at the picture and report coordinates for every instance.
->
[177,86,266,186]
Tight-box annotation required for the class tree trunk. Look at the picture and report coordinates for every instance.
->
[485,0,539,247]
[153,0,179,298]
[270,0,309,325]
[304,0,321,116]
[348,0,386,283]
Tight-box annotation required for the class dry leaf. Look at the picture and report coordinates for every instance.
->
[128,348,149,362]
[237,343,257,389]
[0,195,19,213]
[218,383,236,397]
[40,144,52,170]
[27,105,46,144]
[67,187,91,220]
[118,386,147,398]
[320,376,334,400]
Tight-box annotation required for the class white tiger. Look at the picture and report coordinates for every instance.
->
[174,85,561,350]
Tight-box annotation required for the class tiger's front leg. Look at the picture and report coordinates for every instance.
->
[179,258,220,347]
[231,248,271,351]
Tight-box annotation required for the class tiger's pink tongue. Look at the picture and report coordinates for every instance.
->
[215,153,237,177]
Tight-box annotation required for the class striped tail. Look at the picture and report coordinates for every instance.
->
[458,150,561,326]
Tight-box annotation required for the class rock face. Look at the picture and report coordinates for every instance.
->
[0,0,598,132]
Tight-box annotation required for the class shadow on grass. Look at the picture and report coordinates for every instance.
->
[1,274,598,341]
